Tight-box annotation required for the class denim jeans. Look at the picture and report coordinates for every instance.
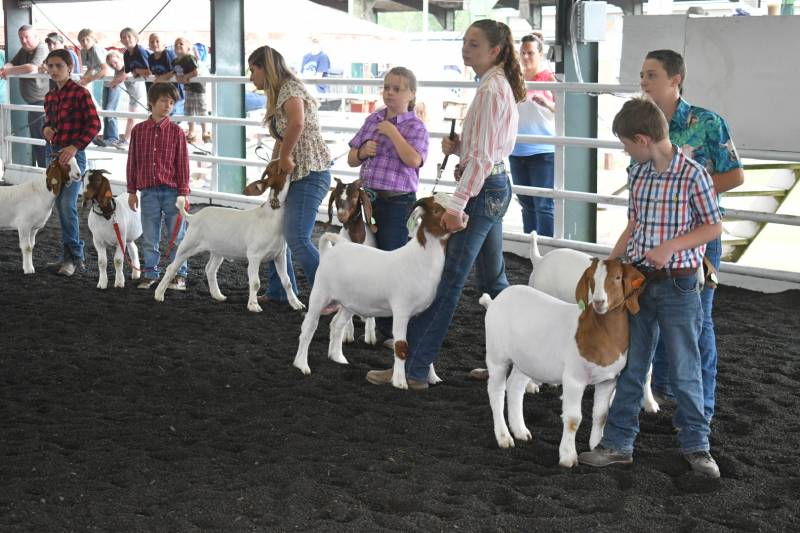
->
[508,152,554,236]
[29,101,47,167]
[600,275,709,454]
[45,144,86,261]
[265,170,332,300]
[102,85,121,141]
[404,175,512,382]
[372,192,417,338]
[140,186,188,280]
[651,237,721,421]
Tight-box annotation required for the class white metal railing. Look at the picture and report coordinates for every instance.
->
[2,73,799,284]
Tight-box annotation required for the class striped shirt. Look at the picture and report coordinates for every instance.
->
[126,117,190,196]
[44,79,101,151]
[448,66,518,214]
[349,108,429,192]
[626,145,721,269]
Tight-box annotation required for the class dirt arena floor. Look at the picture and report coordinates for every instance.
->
[1,201,799,532]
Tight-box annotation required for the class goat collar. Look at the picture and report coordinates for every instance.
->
[91,198,117,220]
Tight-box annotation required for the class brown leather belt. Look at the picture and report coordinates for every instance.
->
[638,266,698,281]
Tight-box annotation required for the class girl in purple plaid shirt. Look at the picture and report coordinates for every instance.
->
[347,66,429,342]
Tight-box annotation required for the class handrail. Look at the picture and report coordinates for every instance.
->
[2,74,798,283]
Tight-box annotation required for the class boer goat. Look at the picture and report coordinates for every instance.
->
[326,177,377,345]
[82,169,142,289]
[482,258,645,467]
[293,196,448,389]
[0,158,79,274]
[154,162,304,312]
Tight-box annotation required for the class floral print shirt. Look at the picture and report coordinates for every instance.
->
[273,79,331,181]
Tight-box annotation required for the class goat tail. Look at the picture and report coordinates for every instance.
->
[478,293,493,310]
[529,230,542,266]
[319,232,341,256]
[175,196,191,221]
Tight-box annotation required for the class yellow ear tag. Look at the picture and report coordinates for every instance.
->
[51,179,58,185]
[578,299,586,311]
[631,277,644,289]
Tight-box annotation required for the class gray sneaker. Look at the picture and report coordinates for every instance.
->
[578,445,633,467]
[57,260,76,277]
[683,451,720,478]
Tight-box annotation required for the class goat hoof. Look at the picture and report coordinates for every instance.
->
[247,303,263,313]
[288,300,306,311]
[512,428,532,442]
[391,379,408,390]
[328,352,348,365]
[211,293,227,302]
[97,282,107,290]
[114,281,125,289]
[293,362,311,376]
[154,292,165,302]
[559,454,578,468]
[24,269,35,275]
[643,400,660,414]
[497,434,515,449]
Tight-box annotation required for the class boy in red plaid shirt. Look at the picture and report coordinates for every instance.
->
[126,83,190,290]
[42,49,101,277]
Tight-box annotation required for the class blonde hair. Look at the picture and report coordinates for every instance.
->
[247,45,301,126]
[77,28,95,41]
[385,66,417,112]
[174,37,195,56]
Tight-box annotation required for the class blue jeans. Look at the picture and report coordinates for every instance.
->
[46,144,86,261]
[30,101,47,167]
[102,85,121,141]
[600,275,709,454]
[651,238,720,420]
[140,186,188,280]
[372,192,417,338]
[508,152,554,236]
[266,170,331,300]
[405,175,512,381]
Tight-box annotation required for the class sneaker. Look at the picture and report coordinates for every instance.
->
[578,445,633,467]
[168,276,186,291]
[57,260,76,277]
[137,279,157,289]
[111,138,128,150]
[683,451,720,478]
[92,136,107,147]
[468,368,489,380]
[365,368,428,390]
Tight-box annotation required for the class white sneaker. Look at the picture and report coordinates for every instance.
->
[168,276,186,291]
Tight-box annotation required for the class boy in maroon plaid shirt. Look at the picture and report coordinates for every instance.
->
[42,49,101,277]
[126,83,190,290]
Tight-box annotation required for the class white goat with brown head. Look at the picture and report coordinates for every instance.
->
[0,157,79,274]
[482,258,645,467]
[294,196,449,389]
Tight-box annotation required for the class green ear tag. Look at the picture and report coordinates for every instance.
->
[578,299,586,311]
[371,217,377,226]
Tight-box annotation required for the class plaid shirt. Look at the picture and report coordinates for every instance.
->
[43,79,101,151]
[349,108,429,192]
[626,145,721,269]
[126,117,190,196]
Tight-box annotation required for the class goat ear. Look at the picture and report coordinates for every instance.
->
[622,264,645,315]
[575,259,598,307]
[360,190,377,233]
[327,189,336,226]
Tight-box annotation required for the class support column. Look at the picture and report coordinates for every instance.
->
[210,0,245,193]
[555,0,597,243]
[349,0,378,23]
[3,0,33,167]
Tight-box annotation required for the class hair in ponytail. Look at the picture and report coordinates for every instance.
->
[247,45,300,124]
[469,19,527,103]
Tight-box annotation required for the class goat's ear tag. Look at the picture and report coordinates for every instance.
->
[370,216,376,225]
[577,299,586,311]
[631,277,644,289]
[709,272,718,285]
[51,178,58,185]
[104,190,113,198]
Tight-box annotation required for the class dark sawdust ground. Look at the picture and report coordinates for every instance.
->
[1,202,799,532]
